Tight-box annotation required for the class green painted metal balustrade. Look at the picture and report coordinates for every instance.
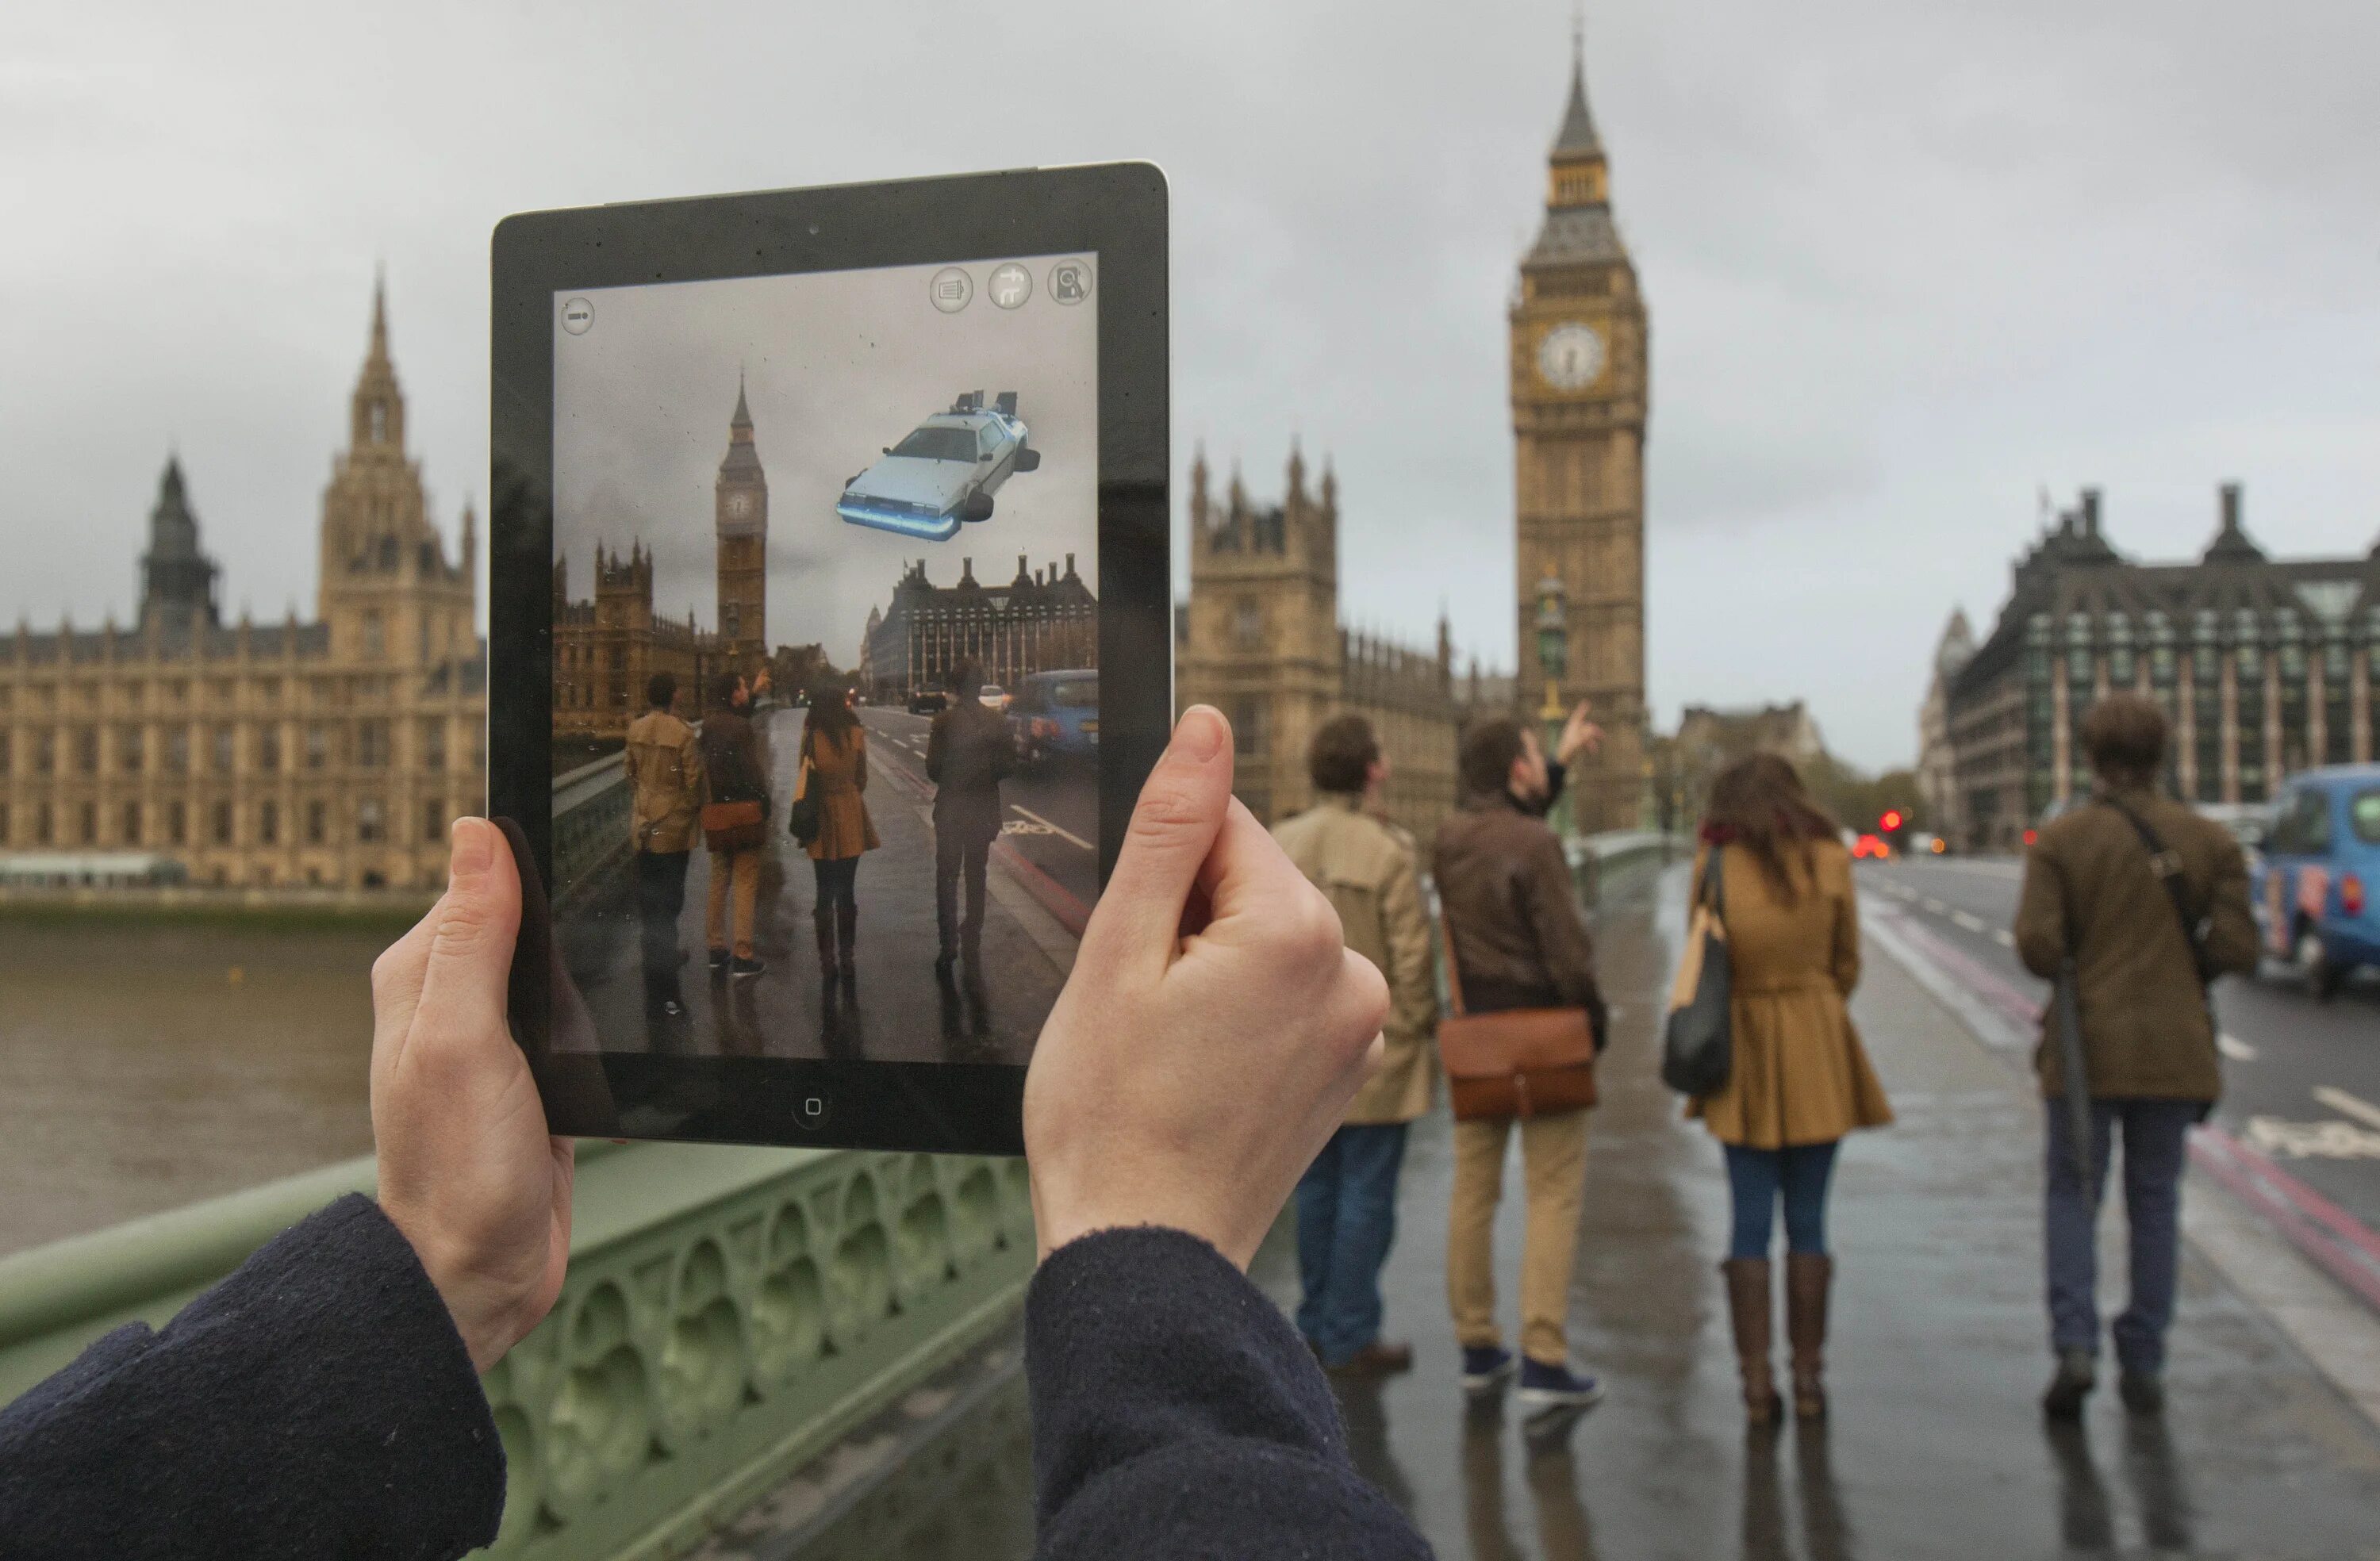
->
[0,1140,1038,1560]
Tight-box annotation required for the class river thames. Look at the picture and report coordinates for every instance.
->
[0,915,392,1256]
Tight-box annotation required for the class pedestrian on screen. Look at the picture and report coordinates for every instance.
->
[2014,693,2258,1419]
[1273,715,1437,1377]
[1432,715,1607,1411]
[1688,754,1892,1422]
[699,671,771,980]
[624,671,704,1016]
[801,677,880,996]
[927,660,1012,982]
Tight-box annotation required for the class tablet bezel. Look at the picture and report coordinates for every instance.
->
[489,163,1169,1156]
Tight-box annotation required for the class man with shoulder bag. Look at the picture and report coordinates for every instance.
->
[2013,694,2259,1419]
[1433,715,1607,1411]
[699,671,774,980]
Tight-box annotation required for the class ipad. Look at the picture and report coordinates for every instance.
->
[489,164,1169,1154]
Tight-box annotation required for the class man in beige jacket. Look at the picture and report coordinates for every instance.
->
[624,671,704,1017]
[1273,715,1437,1375]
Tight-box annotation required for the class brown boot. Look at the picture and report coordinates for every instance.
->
[1786,1252,1833,1420]
[836,901,858,991]
[1721,1258,1778,1422]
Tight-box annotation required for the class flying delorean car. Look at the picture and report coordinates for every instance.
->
[836,392,1042,542]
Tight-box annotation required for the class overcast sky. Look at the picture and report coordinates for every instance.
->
[554,259,1097,662]
[5,0,2374,769]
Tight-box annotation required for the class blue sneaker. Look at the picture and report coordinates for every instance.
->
[1518,1358,1604,1411]
[1461,1345,1516,1394]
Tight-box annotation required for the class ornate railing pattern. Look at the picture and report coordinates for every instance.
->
[0,1141,1037,1560]
[553,754,632,905]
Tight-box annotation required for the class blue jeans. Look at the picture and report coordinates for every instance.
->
[1722,1141,1841,1260]
[2044,1097,2197,1371]
[1295,1122,1409,1366]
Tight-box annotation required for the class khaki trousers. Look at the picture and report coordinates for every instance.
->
[705,846,763,961]
[1447,1108,1590,1366]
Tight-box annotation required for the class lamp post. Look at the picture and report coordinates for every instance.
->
[1534,569,1572,837]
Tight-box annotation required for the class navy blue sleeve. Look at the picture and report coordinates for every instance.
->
[0,1192,505,1561]
[1026,1226,1433,1561]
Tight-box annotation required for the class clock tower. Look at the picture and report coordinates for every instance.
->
[1511,34,1649,833]
[716,374,769,675]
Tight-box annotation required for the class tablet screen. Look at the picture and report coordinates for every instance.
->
[547,255,1099,1063]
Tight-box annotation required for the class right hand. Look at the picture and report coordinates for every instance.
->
[1023,706,1390,1269]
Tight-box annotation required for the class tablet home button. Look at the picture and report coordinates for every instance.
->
[794,1093,829,1131]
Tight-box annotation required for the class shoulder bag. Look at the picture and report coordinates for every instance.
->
[700,725,768,853]
[1436,904,1600,1121]
[1660,848,1734,1096]
[786,733,821,846]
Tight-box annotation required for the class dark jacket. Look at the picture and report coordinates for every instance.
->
[699,708,770,808]
[2013,784,2259,1101]
[2,1206,1428,1561]
[1433,791,1600,1014]
[927,701,1014,847]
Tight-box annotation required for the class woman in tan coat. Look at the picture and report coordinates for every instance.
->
[1687,754,1891,1421]
[799,680,880,993]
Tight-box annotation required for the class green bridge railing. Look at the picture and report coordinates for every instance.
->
[0,1140,1036,1560]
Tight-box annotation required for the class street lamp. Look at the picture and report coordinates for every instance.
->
[1534,568,1568,724]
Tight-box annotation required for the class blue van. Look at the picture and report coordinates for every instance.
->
[2253,763,2380,999]
[1007,669,1098,767]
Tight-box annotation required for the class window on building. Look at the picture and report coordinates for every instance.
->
[1233,598,1263,648]
[75,727,98,773]
[0,731,10,777]
[165,725,189,773]
[34,730,53,775]
[0,802,8,844]
[79,801,98,844]
[258,725,280,772]
[169,800,186,846]
[423,796,446,843]
[370,401,387,443]
[212,801,233,846]
[358,796,386,843]
[212,725,236,773]
[121,800,141,845]
[363,610,385,661]
[306,723,329,769]
[358,720,390,769]
[421,719,446,773]
[259,800,278,846]
[36,802,53,845]
[119,724,143,773]
[306,800,328,844]
[1230,696,1269,757]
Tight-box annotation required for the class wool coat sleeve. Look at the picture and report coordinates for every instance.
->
[1027,1227,1433,1561]
[2013,843,2071,980]
[0,1193,504,1561]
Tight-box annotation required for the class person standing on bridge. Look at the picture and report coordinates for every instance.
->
[802,677,879,996]
[1687,753,1892,1423]
[1434,715,1607,1412]
[624,671,704,1017]
[927,660,1012,983]
[1273,714,1437,1377]
[700,671,772,980]
[2015,692,2258,1420]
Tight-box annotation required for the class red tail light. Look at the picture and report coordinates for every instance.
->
[2345,874,2367,918]
[2023,829,2039,847]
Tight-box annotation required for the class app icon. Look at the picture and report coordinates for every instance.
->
[1047,259,1092,306]
[930,267,973,314]
[988,263,1032,310]
[560,297,594,335]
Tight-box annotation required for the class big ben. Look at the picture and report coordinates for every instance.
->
[716,374,769,673]
[1511,37,1648,834]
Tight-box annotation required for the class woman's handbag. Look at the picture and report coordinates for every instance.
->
[1660,847,1733,1096]
[1435,907,1600,1122]
[785,745,820,847]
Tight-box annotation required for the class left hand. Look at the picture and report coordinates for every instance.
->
[1557,700,1604,765]
[371,818,574,1371]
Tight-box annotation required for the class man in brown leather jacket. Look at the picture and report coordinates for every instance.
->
[623,671,704,1015]
[2014,692,2258,1419]
[1273,715,1436,1376]
[1433,715,1606,1411]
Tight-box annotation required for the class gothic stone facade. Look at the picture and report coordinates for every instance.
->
[551,543,721,742]
[0,286,486,889]
[860,553,1096,700]
[1948,484,2380,851]
[1511,52,1649,834]
[1176,448,1462,839]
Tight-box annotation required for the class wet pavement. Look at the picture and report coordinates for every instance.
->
[559,705,1077,1064]
[0,918,382,1256]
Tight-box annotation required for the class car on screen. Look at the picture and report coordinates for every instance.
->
[906,688,948,715]
[836,392,1042,542]
[1007,669,1099,767]
[2251,764,2380,1000]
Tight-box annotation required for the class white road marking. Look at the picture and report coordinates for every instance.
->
[2314,1085,2380,1133]
[1950,910,1987,934]
[1992,929,2016,948]
[1921,897,1948,914]
[1011,804,1093,852]
[2217,1034,2258,1063]
[2244,1115,2380,1160]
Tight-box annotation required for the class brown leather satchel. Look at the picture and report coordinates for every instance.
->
[1437,905,1600,1121]
[701,799,766,853]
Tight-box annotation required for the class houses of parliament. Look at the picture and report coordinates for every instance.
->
[1180,42,1649,837]
[0,286,486,891]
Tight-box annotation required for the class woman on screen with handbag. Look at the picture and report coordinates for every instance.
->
[799,677,880,995]
[1687,754,1891,1422]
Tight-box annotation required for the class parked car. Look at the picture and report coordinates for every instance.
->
[978,684,1009,711]
[1007,669,1098,766]
[2196,801,2271,860]
[2252,764,2380,1000]
[906,688,948,715]
[836,391,1041,542]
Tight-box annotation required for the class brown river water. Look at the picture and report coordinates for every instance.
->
[0,917,390,1257]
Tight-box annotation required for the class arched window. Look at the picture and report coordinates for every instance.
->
[370,401,387,443]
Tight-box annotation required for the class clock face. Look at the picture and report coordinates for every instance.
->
[728,493,752,519]
[1537,323,1606,392]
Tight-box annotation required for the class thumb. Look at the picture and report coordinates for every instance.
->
[406,818,524,1060]
[1081,706,1233,973]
